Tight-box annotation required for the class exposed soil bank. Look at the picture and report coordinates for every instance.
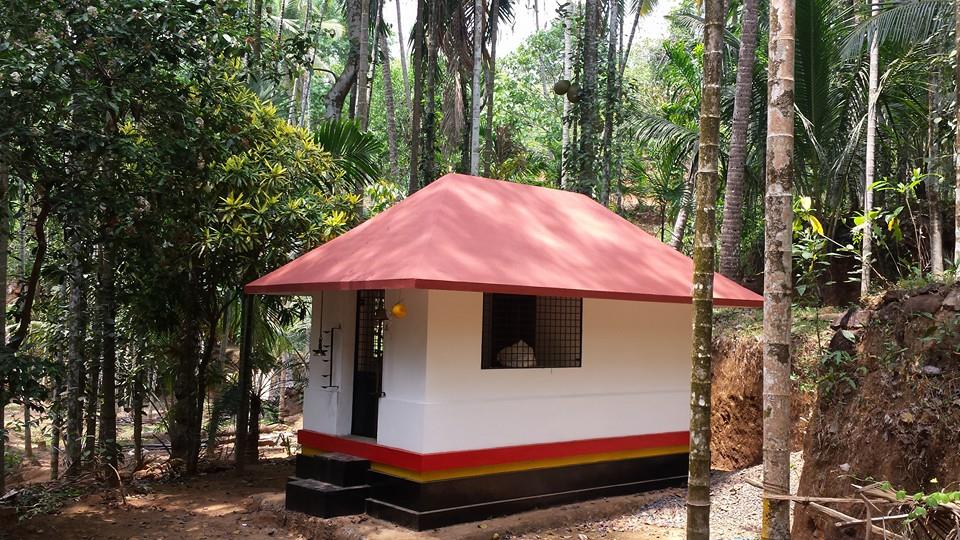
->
[793,284,960,540]
[711,311,818,471]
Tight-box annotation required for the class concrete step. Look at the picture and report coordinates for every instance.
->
[284,477,369,518]
[295,452,370,487]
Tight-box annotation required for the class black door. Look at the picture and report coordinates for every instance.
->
[351,290,385,438]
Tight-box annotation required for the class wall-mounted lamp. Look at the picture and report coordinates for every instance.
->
[390,302,408,319]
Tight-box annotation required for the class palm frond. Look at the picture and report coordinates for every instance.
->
[313,120,384,189]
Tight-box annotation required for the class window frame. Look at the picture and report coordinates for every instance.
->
[481,293,583,370]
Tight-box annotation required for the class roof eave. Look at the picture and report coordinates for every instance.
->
[244,278,763,308]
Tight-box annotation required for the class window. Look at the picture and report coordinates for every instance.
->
[482,293,582,369]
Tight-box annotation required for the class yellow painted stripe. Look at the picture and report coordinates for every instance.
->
[367,445,689,483]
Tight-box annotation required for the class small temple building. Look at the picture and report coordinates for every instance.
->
[246,173,762,529]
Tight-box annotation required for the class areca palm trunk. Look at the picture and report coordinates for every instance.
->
[482,0,500,177]
[361,2,383,131]
[395,0,411,110]
[928,72,944,275]
[577,0,601,195]
[381,38,401,180]
[296,0,315,128]
[600,0,620,206]
[355,0,372,128]
[421,0,440,184]
[408,0,428,194]
[954,0,960,265]
[469,0,483,174]
[861,0,879,298]
[670,147,698,250]
[762,0,795,537]
[686,0,723,536]
[561,1,573,187]
[718,0,759,280]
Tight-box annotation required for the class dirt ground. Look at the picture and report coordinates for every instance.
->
[6,453,792,540]
[7,459,301,540]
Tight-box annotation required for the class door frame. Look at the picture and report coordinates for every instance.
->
[350,289,385,438]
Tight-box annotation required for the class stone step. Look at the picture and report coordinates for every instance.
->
[295,452,371,487]
[284,477,369,518]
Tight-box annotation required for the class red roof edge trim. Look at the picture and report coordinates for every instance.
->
[245,278,762,308]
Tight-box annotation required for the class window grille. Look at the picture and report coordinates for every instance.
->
[482,293,582,369]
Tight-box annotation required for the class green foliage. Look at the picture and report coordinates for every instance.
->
[817,347,866,397]
[312,120,384,189]
[490,22,566,181]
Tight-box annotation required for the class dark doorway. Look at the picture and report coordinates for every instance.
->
[351,289,385,438]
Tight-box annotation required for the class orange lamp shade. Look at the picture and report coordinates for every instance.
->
[390,302,408,319]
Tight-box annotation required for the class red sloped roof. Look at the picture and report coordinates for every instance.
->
[245,174,762,307]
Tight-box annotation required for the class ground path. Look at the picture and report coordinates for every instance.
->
[8,454,801,540]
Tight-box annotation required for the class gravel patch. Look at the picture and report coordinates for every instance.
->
[511,452,803,540]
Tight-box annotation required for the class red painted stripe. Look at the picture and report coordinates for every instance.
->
[297,430,690,472]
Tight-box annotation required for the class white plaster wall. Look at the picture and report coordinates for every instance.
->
[376,289,429,451]
[420,290,693,453]
[304,289,693,455]
[302,290,357,436]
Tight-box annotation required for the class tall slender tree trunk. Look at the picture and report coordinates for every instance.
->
[362,2,383,131]
[83,297,101,464]
[468,0,483,174]
[619,1,642,78]
[132,344,144,470]
[50,367,63,479]
[169,277,202,475]
[670,147,699,250]
[0,166,7,494]
[408,0,428,194]
[719,0,759,280]
[762,0,795,537]
[355,0,372,127]
[421,0,440,185]
[927,72,944,275]
[954,0,960,265]
[576,0,601,195]
[395,0,411,110]
[600,0,620,206]
[381,38,401,180]
[482,0,500,177]
[533,0,548,98]
[97,236,118,484]
[861,0,879,298]
[561,2,573,187]
[686,0,723,536]
[296,0,315,127]
[235,294,255,471]
[16,181,38,466]
[65,232,88,478]
[246,391,261,464]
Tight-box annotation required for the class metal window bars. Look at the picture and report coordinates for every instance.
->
[482,293,583,369]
